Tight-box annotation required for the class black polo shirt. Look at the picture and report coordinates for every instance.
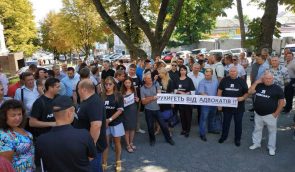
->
[101,69,115,80]
[36,125,96,172]
[218,76,248,112]
[254,83,284,116]
[104,94,124,126]
[74,94,107,153]
[30,95,57,137]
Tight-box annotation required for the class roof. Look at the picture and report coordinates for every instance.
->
[215,18,240,28]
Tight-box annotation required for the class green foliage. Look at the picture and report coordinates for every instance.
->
[40,0,108,59]
[0,0,38,57]
[169,0,233,46]
[234,15,251,26]
[245,17,281,52]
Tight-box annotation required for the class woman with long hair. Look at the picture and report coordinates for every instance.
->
[101,76,124,171]
[0,99,34,172]
[176,65,195,137]
[158,68,174,136]
[121,77,139,153]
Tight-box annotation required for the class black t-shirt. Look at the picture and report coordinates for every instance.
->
[31,95,56,137]
[130,75,142,99]
[101,69,115,80]
[159,79,174,111]
[74,94,106,152]
[36,125,96,172]
[175,77,195,92]
[75,80,97,104]
[254,83,284,116]
[104,94,124,126]
[218,76,248,112]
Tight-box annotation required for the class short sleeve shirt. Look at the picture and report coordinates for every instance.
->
[254,83,284,116]
[140,82,161,111]
[104,94,124,126]
[218,76,248,112]
[0,129,34,172]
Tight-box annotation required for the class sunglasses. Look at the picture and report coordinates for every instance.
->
[105,83,113,87]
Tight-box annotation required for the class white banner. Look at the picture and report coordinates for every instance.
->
[124,93,135,107]
[157,93,238,107]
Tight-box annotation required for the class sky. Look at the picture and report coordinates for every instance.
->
[29,0,287,24]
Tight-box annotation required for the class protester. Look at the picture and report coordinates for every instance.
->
[175,65,195,137]
[232,55,246,79]
[168,61,180,83]
[121,77,139,153]
[29,78,60,138]
[0,100,34,171]
[52,65,65,80]
[61,67,80,98]
[239,52,249,80]
[212,53,225,82]
[198,68,219,141]
[114,70,126,90]
[74,79,106,172]
[224,54,233,77]
[218,67,248,146]
[101,61,115,81]
[0,64,9,96]
[283,52,295,113]
[140,72,175,146]
[14,72,40,116]
[101,76,124,171]
[36,96,97,172]
[60,63,68,78]
[269,56,290,90]
[0,82,11,107]
[248,72,285,156]
[188,63,205,91]
[34,68,47,81]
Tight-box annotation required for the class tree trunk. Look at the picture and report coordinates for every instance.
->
[151,45,162,60]
[236,0,246,48]
[259,0,279,51]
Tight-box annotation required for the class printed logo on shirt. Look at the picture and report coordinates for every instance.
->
[105,101,109,106]
[47,113,54,118]
[230,84,234,88]
[261,90,266,94]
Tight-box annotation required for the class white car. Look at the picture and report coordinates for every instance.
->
[230,48,247,57]
[209,49,232,57]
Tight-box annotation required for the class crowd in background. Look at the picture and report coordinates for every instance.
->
[0,48,294,171]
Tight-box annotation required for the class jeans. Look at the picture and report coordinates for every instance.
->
[199,106,216,136]
[145,109,171,142]
[221,111,244,141]
[252,112,277,151]
[90,152,102,172]
[284,78,295,111]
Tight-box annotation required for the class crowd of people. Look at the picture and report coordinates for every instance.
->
[0,48,294,172]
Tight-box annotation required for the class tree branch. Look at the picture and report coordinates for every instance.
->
[160,0,185,51]
[129,0,155,45]
[154,0,169,39]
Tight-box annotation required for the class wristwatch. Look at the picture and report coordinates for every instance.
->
[109,117,113,122]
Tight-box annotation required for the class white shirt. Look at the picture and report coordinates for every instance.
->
[188,72,205,92]
[0,73,8,95]
[14,85,40,116]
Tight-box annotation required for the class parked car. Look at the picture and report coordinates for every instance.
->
[230,48,247,57]
[209,49,232,58]
[191,48,207,58]
[162,53,174,63]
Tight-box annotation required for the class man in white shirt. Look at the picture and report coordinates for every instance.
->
[232,56,246,80]
[188,63,204,92]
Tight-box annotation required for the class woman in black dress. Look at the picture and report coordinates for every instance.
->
[176,65,195,137]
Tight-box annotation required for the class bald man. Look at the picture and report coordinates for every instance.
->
[248,72,285,156]
[217,66,248,146]
[36,96,97,171]
[74,79,106,171]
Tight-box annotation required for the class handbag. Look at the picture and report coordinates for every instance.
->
[167,112,180,128]
[161,109,173,120]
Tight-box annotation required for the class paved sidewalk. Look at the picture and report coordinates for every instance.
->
[105,98,295,172]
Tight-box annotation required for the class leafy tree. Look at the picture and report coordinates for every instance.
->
[249,0,295,51]
[245,17,281,52]
[170,0,233,46]
[92,0,185,59]
[0,0,38,57]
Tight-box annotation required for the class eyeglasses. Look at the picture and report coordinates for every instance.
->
[105,83,113,87]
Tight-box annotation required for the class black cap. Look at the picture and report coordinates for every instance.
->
[52,96,74,112]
